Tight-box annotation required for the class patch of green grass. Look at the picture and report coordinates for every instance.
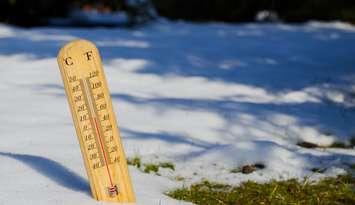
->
[127,156,141,168]
[159,162,175,171]
[297,140,354,149]
[166,174,355,205]
[143,163,159,173]
[174,175,185,181]
[127,157,175,174]
[328,142,350,149]
[143,161,175,173]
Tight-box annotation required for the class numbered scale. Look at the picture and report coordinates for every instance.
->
[57,39,135,202]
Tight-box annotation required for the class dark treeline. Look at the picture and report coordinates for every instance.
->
[0,0,355,26]
[0,0,134,26]
[152,0,355,23]
[0,0,70,26]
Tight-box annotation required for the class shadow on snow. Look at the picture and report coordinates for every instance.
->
[0,152,90,196]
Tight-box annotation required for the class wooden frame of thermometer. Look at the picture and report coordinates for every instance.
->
[57,39,135,202]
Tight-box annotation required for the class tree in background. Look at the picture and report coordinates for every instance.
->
[0,0,70,26]
[151,0,355,24]
[0,0,354,26]
[0,0,156,26]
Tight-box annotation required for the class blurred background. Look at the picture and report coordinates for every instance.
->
[0,0,355,27]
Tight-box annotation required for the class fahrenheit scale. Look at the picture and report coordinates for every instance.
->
[57,39,135,202]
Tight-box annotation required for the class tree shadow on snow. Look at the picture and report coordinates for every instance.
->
[121,128,216,150]
[0,152,90,196]
[1,23,355,91]
[111,93,355,141]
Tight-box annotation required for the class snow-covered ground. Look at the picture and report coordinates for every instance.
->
[0,20,355,204]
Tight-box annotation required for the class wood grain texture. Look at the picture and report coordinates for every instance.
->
[57,39,135,203]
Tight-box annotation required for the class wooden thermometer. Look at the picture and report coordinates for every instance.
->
[57,39,135,202]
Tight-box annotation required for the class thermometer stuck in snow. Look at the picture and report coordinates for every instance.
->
[57,39,135,202]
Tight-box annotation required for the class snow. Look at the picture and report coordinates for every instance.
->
[0,20,355,204]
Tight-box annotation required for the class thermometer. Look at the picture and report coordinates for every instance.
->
[57,39,135,202]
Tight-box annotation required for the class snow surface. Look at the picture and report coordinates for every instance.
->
[0,20,355,204]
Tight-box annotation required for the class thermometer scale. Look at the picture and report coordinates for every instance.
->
[57,39,135,202]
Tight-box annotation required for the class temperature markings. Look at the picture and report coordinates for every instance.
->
[101,114,110,122]
[89,70,99,78]
[79,78,106,169]
[96,92,105,100]
[89,81,118,166]
[79,77,119,173]
[69,78,104,170]
[74,95,82,103]
[82,77,113,164]
[68,75,78,83]
[58,39,135,202]
[80,120,104,169]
